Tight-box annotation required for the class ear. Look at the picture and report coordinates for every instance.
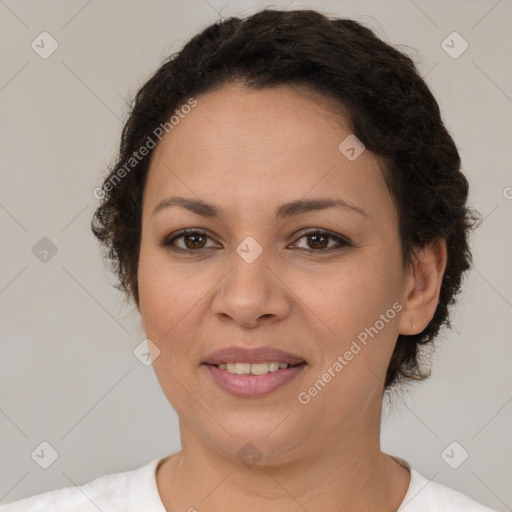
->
[398,238,447,335]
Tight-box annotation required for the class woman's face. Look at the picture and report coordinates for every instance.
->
[138,83,415,462]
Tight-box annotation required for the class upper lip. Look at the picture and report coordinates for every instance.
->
[203,346,306,365]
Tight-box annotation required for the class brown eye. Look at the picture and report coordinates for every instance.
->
[306,233,329,250]
[292,229,350,252]
[162,229,215,252]
[182,233,207,249]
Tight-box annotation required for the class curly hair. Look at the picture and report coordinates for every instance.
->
[91,8,480,389]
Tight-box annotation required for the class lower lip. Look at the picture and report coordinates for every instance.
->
[204,363,306,397]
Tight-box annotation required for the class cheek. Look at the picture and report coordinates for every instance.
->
[137,245,216,353]
[300,249,403,375]
[300,254,400,330]
[293,268,401,415]
[137,246,184,339]
[137,250,198,392]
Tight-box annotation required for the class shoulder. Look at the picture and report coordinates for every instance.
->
[0,457,166,512]
[400,466,499,511]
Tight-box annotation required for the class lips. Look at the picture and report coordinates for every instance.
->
[202,346,306,366]
[202,346,307,397]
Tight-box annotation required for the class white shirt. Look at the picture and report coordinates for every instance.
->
[0,456,498,511]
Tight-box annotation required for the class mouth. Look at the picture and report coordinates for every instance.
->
[202,346,307,397]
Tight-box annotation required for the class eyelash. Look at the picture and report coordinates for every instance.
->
[160,228,351,254]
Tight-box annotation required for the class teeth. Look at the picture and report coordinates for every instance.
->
[217,361,292,375]
[235,362,251,374]
[250,362,272,375]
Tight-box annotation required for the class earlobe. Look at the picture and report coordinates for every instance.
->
[398,238,447,336]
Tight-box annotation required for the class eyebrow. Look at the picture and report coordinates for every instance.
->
[151,196,368,220]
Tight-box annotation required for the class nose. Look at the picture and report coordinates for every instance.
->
[211,248,291,329]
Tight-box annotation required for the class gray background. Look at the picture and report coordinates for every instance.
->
[1,0,511,509]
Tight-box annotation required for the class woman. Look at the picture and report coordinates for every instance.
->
[2,8,497,512]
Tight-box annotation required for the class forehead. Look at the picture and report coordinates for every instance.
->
[143,83,391,221]
[154,83,353,157]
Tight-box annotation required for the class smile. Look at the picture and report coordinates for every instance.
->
[214,361,297,375]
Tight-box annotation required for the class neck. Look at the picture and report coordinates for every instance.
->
[156,411,410,511]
